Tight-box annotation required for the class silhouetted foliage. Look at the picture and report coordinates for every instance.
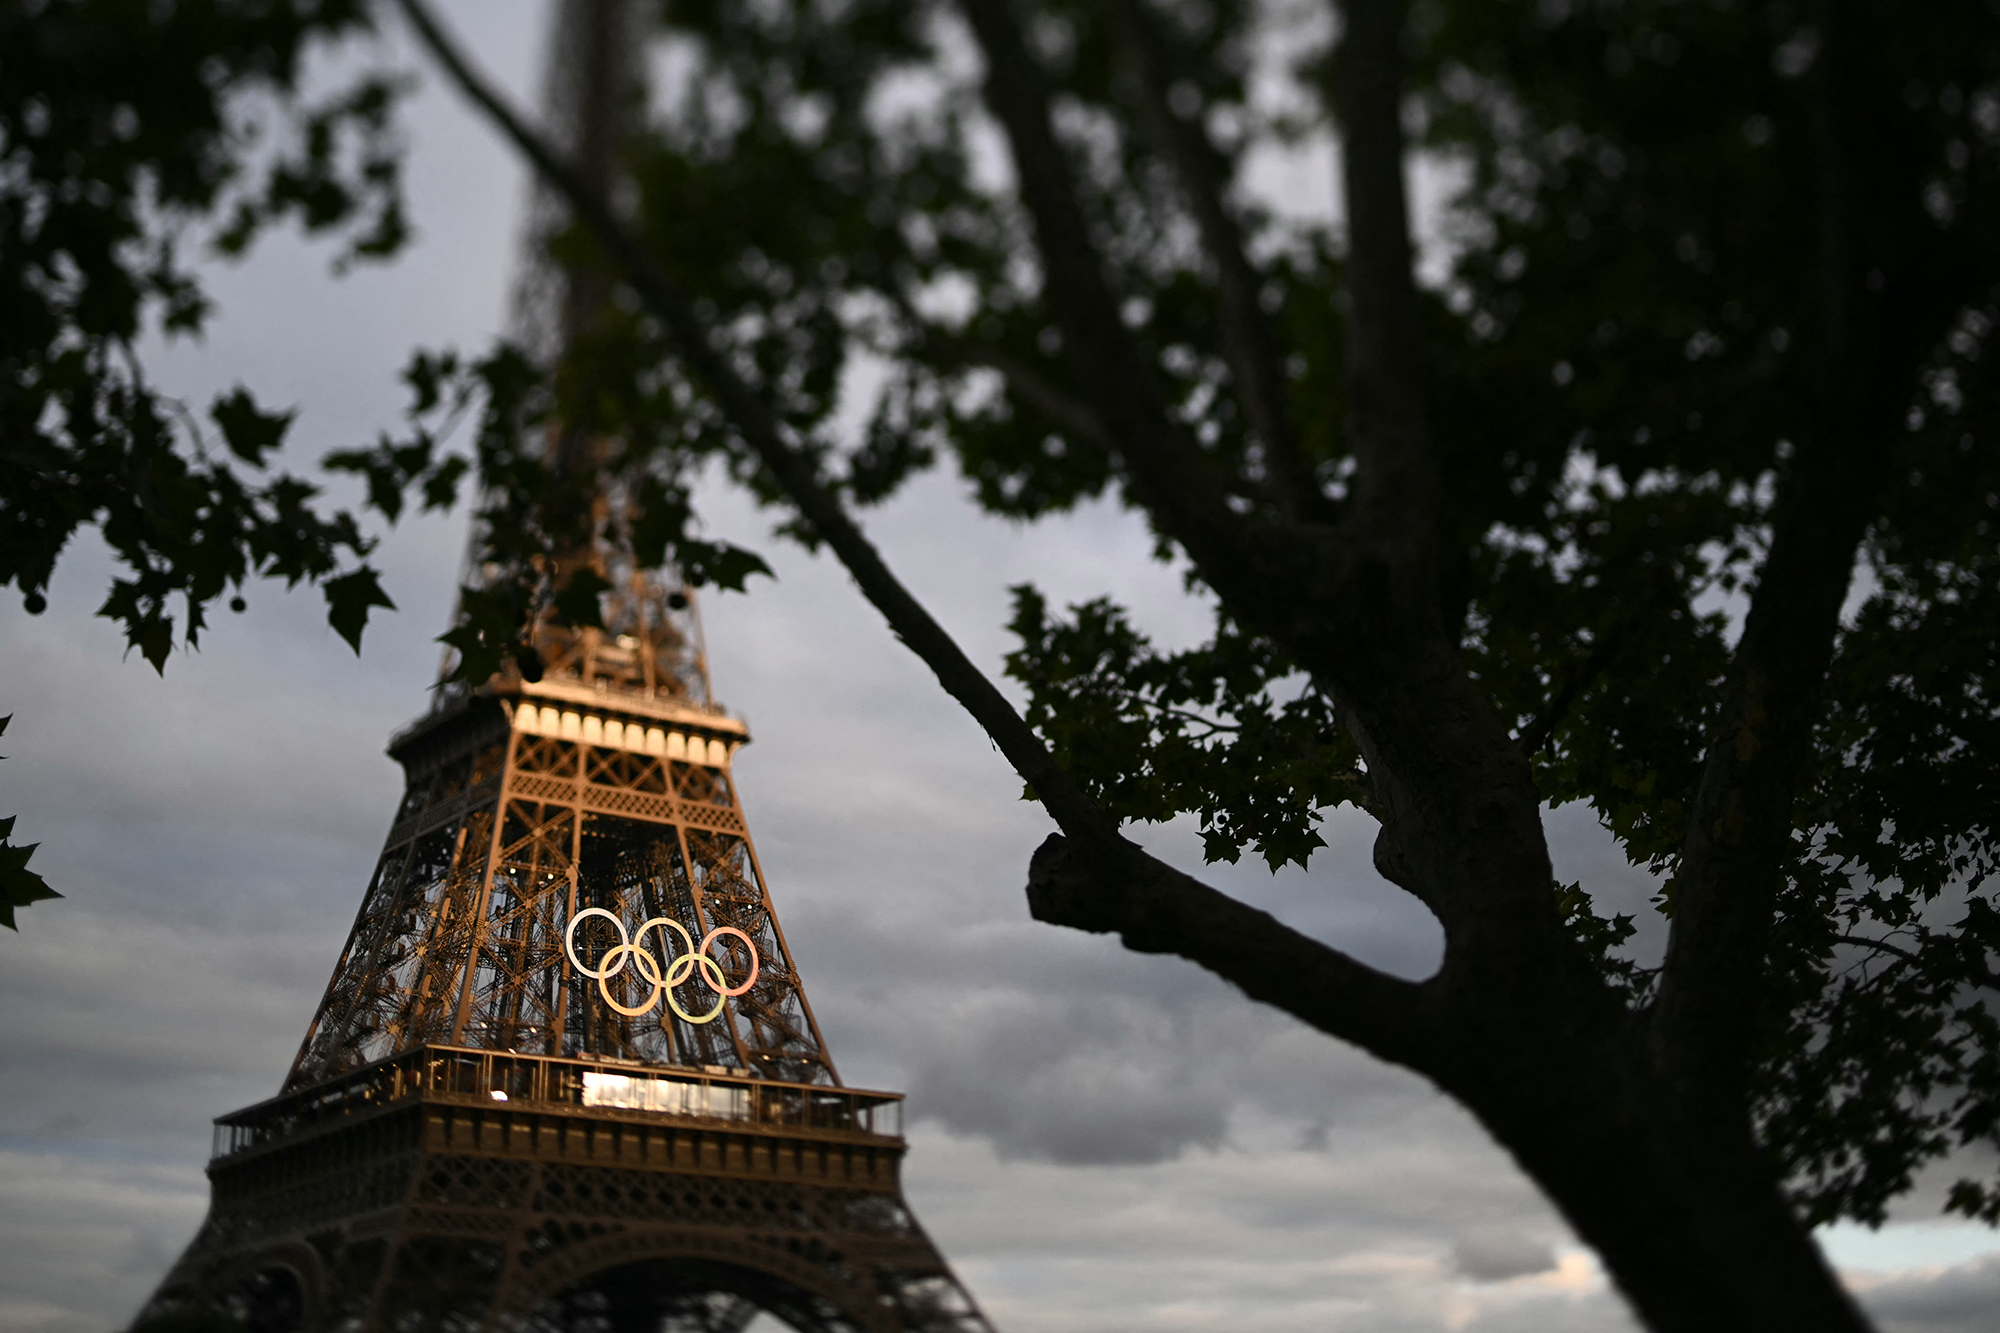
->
[9,0,2000,1326]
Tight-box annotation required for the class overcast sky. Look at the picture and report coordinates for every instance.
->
[2,5,1997,1332]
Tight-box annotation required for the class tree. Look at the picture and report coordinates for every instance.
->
[7,0,1999,1329]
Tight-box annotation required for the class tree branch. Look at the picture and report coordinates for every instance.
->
[395,0,1432,1059]
[1326,0,1437,560]
[1027,834,1437,1066]
[1836,931,1921,967]
[910,326,1111,450]
[956,0,1296,595]
[1653,0,1929,1104]
[959,0,1571,987]
[1104,0,1323,521]
[1834,933,2000,994]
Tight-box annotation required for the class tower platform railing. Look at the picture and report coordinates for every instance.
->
[210,1045,904,1163]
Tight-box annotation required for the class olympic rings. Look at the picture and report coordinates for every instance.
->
[564,907,759,1026]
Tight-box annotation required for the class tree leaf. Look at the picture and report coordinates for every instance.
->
[210,388,295,466]
[322,567,396,654]
[0,841,59,932]
[552,568,613,629]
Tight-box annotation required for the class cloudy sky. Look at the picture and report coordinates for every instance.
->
[2,5,1997,1332]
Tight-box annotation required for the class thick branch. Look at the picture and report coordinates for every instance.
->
[959,0,1414,802]
[1652,0,1915,1103]
[1326,0,1436,557]
[1105,0,1322,520]
[397,0,1432,1058]
[962,0,1573,977]
[1028,834,1435,1066]
[957,0,1291,590]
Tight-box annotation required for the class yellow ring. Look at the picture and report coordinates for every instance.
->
[649,916,728,1025]
[595,940,668,1017]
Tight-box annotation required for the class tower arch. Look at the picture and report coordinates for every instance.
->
[509,1247,873,1333]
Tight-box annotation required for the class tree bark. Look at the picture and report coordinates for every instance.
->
[1468,1065,1874,1333]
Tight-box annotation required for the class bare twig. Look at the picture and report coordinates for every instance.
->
[1836,931,1924,967]
[1834,932,2000,993]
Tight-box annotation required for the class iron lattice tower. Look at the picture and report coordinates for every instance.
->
[133,4,992,1329]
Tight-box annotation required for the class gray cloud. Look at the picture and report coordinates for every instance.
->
[896,977,1235,1164]
[0,1152,207,1333]
[1452,1231,1560,1283]
[1860,1257,2000,1333]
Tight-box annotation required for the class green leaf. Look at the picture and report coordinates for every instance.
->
[210,388,296,466]
[438,620,506,688]
[0,715,59,930]
[553,568,613,629]
[133,613,175,674]
[0,840,59,932]
[420,455,470,512]
[323,567,396,654]
[675,540,773,593]
[437,583,535,686]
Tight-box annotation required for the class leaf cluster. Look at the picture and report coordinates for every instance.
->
[325,342,772,687]
[1757,316,2000,1223]
[1,0,413,666]
[1005,586,1364,869]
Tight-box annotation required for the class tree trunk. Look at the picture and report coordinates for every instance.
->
[1454,1047,1873,1333]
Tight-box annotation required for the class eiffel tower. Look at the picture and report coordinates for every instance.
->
[132,4,992,1330]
